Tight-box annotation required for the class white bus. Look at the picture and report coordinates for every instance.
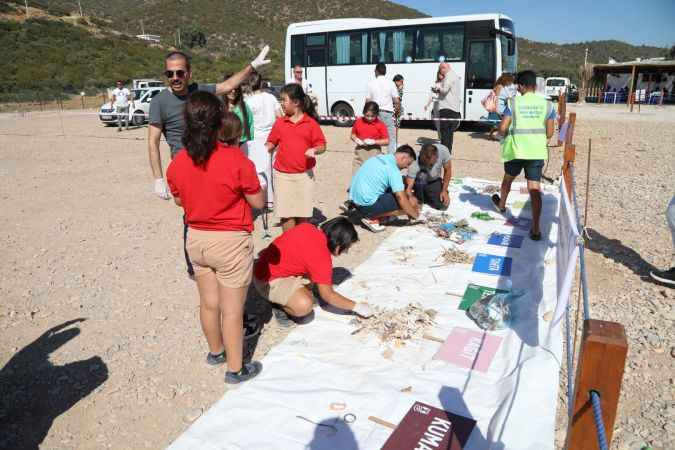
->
[284,14,517,126]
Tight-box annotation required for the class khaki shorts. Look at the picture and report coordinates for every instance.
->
[253,276,310,307]
[352,145,382,174]
[186,229,253,288]
[273,170,314,219]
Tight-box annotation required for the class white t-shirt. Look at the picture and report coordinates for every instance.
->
[112,87,131,107]
[245,91,281,134]
[366,76,398,112]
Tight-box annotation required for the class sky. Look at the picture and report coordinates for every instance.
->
[393,0,675,47]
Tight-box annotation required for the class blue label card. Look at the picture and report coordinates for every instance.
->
[472,253,512,276]
[488,233,524,248]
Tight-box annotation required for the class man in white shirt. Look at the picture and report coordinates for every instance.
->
[366,63,400,153]
[433,63,462,153]
[287,65,312,94]
[111,80,133,132]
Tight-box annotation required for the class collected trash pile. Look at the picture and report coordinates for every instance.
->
[436,247,473,265]
[350,303,437,345]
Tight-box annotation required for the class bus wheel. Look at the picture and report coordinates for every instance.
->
[331,102,354,127]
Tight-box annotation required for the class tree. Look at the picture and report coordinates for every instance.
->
[669,44,675,60]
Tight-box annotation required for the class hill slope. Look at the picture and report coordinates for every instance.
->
[1,1,669,100]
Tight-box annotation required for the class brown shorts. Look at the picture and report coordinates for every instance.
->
[273,170,314,219]
[352,145,382,174]
[253,276,310,307]
[186,229,253,288]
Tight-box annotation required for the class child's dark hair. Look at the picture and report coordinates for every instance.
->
[248,71,263,91]
[363,101,380,115]
[281,83,319,122]
[395,144,417,160]
[223,73,251,141]
[516,70,537,88]
[182,91,224,167]
[320,217,359,255]
[392,74,404,83]
[221,112,243,146]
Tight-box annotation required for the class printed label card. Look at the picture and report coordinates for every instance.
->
[472,253,512,276]
[381,401,476,450]
[433,327,503,373]
[458,283,509,310]
[487,233,524,248]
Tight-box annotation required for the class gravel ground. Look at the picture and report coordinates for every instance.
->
[0,103,673,450]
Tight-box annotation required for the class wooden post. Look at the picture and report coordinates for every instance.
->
[561,112,577,200]
[629,65,636,112]
[566,320,628,450]
[557,93,567,146]
[601,73,608,104]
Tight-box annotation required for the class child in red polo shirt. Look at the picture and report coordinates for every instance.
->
[351,101,390,173]
[266,83,327,232]
[253,217,373,325]
[166,92,265,385]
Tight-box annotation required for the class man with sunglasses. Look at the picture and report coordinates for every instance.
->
[148,47,271,275]
[149,47,270,200]
[287,64,312,95]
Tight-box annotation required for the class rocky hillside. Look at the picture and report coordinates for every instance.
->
[1,1,669,100]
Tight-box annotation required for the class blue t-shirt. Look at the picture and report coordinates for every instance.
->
[349,154,404,206]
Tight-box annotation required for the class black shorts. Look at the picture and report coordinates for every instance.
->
[356,192,400,218]
[504,159,545,181]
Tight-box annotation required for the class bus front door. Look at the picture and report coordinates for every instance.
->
[304,40,328,117]
[465,40,496,122]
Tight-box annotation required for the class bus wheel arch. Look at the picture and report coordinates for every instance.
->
[331,102,355,127]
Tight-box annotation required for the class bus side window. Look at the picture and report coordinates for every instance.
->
[291,35,304,67]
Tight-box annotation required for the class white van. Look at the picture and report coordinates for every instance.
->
[99,87,165,126]
[544,77,570,101]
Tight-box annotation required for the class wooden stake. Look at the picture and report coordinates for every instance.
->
[566,320,627,450]
[629,65,636,112]
[422,333,445,343]
[368,416,397,429]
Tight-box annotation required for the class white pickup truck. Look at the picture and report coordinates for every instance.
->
[99,86,165,126]
[544,77,571,101]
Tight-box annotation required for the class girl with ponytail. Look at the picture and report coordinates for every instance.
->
[166,91,265,384]
[265,83,326,231]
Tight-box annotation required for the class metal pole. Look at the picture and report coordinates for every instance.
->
[78,0,83,17]
[24,0,29,18]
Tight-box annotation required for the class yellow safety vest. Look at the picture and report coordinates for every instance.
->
[501,93,553,162]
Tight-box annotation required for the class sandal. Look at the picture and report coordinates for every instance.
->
[529,229,542,241]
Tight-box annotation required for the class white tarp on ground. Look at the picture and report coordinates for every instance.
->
[169,178,564,450]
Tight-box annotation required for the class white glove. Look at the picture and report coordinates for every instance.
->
[251,45,271,70]
[154,178,171,200]
[363,138,376,145]
[353,137,364,146]
[353,302,374,318]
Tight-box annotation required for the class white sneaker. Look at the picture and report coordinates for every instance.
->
[361,217,385,232]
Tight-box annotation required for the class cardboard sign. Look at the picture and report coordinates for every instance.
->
[503,217,532,230]
[381,401,476,450]
[433,327,503,373]
[472,253,512,276]
[487,233,524,249]
[458,283,509,310]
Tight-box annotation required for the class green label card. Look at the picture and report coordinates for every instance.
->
[459,284,509,310]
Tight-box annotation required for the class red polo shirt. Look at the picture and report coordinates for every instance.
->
[254,223,333,285]
[267,114,326,173]
[166,142,261,232]
[351,117,388,140]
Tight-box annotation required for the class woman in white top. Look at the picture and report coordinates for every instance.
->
[244,72,283,207]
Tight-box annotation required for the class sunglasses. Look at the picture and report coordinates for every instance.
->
[164,70,187,79]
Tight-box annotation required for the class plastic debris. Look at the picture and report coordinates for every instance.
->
[468,292,524,331]
[471,211,496,221]
[350,303,436,345]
